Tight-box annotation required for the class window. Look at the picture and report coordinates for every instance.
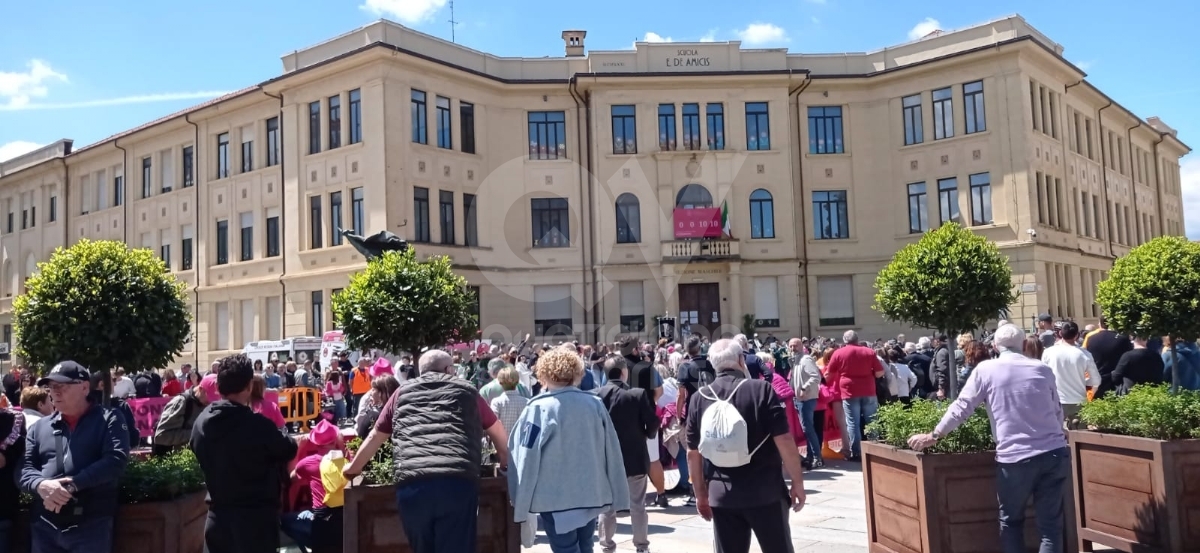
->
[266,296,282,340]
[938,177,959,225]
[348,89,361,145]
[964,81,985,134]
[460,101,475,154]
[528,111,567,160]
[215,220,229,265]
[182,146,195,187]
[141,157,152,198]
[807,106,844,154]
[676,184,713,209]
[217,133,230,178]
[309,101,321,154]
[330,191,343,246]
[611,105,637,154]
[413,187,430,243]
[534,285,573,337]
[241,137,253,173]
[706,103,725,150]
[932,87,954,140]
[749,189,775,239]
[657,104,676,151]
[411,90,427,144]
[439,190,455,244]
[266,117,280,166]
[3,210,9,234]
[351,187,364,236]
[435,96,452,149]
[969,172,993,225]
[907,182,928,233]
[113,175,124,207]
[531,197,569,248]
[817,276,855,327]
[812,190,849,239]
[745,102,770,150]
[682,103,701,150]
[463,193,478,247]
[266,211,280,258]
[215,302,229,350]
[309,196,323,249]
[29,206,34,228]
[237,212,253,262]
[241,299,255,346]
[311,290,324,335]
[328,95,341,149]
[753,277,780,328]
[1079,191,1092,238]
[619,281,645,333]
[181,225,193,270]
[615,193,641,244]
[48,196,56,222]
[902,94,923,145]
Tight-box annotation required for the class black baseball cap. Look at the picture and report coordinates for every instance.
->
[1038,313,1053,323]
[37,361,90,387]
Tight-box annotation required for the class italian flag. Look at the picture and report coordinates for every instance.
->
[721,200,732,238]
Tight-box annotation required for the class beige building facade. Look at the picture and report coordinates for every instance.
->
[0,15,1188,367]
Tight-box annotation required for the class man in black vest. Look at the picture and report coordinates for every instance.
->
[344,350,510,553]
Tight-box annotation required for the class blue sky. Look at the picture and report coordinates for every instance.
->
[2,0,1198,234]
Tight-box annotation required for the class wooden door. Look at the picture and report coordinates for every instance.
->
[678,283,721,338]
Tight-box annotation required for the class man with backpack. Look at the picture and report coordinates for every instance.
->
[152,374,217,455]
[685,339,806,553]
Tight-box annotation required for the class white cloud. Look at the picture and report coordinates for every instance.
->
[1181,156,1200,239]
[908,18,941,40]
[1075,60,1095,71]
[736,23,788,45]
[0,60,68,109]
[0,141,43,164]
[361,0,447,24]
[0,90,232,112]
[643,32,673,43]
[699,29,717,42]
[811,16,821,25]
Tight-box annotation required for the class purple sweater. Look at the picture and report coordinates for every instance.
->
[934,351,1068,463]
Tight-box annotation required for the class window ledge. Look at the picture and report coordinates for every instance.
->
[804,151,850,158]
[527,247,579,254]
[816,324,857,332]
[748,237,783,243]
[807,237,857,245]
[898,129,992,152]
[525,157,575,164]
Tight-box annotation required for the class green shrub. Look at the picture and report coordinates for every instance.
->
[1080,384,1200,440]
[867,399,995,454]
[119,449,205,504]
[362,439,395,486]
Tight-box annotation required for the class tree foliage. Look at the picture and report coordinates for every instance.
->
[14,239,190,374]
[1095,236,1200,342]
[332,249,478,356]
[873,223,1017,334]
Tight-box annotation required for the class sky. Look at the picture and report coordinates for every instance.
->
[2,0,1198,235]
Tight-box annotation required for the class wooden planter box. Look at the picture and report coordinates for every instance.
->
[343,474,519,553]
[1069,431,1200,553]
[862,441,1077,553]
[10,491,207,553]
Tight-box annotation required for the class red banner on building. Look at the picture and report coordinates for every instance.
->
[673,208,722,239]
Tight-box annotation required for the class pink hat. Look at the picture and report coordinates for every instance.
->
[308,419,338,447]
[371,357,393,378]
[199,374,219,402]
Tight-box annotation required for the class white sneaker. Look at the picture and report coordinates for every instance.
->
[637,549,651,553]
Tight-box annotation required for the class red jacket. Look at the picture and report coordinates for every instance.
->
[825,344,882,399]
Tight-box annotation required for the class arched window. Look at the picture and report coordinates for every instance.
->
[749,188,775,239]
[615,193,641,244]
[675,184,713,209]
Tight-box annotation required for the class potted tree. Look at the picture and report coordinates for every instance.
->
[1074,236,1200,553]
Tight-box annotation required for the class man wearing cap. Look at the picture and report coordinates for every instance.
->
[20,361,131,553]
[1037,313,1058,350]
[152,373,216,455]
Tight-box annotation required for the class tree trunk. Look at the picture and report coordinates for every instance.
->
[946,331,959,400]
[1170,341,1180,393]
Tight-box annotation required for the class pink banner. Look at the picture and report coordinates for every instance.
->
[673,208,722,239]
[128,396,171,438]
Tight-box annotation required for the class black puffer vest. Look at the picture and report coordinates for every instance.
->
[390,371,483,486]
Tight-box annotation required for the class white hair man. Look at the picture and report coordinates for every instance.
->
[479,357,530,404]
[823,330,887,461]
[909,324,1070,553]
[684,339,806,552]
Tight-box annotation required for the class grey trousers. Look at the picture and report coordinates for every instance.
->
[598,475,649,552]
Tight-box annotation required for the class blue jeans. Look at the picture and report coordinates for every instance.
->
[675,444,690,492]
[799,398,820,463]
[539,514,596,553]
[395,477,478,553]
[332,398,347,420]
[996,447,1071,553]
[842,395,878,458]
[32,516,113,553]
[280,511,315,551]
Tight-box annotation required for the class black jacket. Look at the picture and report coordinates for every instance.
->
[20,404,130,520]
[625,354,658,398]
[597,381,658,477]
[134,371,162,398]
[931,346,952,396]
[190,400,297,510]
[902,352,933,396]
[0,408,25,521]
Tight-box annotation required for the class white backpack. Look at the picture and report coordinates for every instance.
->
[697,379,770,467]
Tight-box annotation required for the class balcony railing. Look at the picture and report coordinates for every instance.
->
[662,239,740,261]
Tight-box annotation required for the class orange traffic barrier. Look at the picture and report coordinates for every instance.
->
[280,387,323,433]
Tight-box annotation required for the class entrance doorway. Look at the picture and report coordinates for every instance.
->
[678,283,721,338]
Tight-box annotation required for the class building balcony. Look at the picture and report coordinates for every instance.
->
[661,239,740,262]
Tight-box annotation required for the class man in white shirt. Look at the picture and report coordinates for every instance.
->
[112,367,136,398]
[1041,321,1098,429]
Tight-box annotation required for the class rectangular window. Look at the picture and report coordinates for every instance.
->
[745,102,771,151]
[328,95,341,149]
[706,103,725,150]
[435,96,452,149]
[215,302,229,350]
[266,117,280,166]
[49,196,56,222]
[812,190,849,240]
[463,193,478,247]
[413,187,430,243]
[807,106,846,154]
[612,105,637,154]
[411,90,428,145]
[311,290,324,336]
[439,190,455,244]
[329,191,343,246]
[113,175,123,207]
[619,281,645,333]
[528,111,566,160]
[5,211,11,234]
[1085,119,1094,160]
[182,225,194,270]
[902,94,924,145]
[182,146,195,187]
[20,207,26,230]
[309,101,321,154]
[266,212,280,258]
[266,296,282,340]
[309,196,323,249]
[657,104,676,151]
[159,149,173,192]
[938,177,959,225]
[964,81,986,134]
[241,139,253,173]
[29,206,34,228]
[534,285,573,337]
[217,133,230,178]
[1030,81,1040,132]
[459,101,475,154]
[351,187,364,236]
[932,87,954,140]
[682,103,701,150]
[753,277,780,328]
[817,276,855,327]
[239,212,253,261]
[969,172,993,226]
[907,182,928,234]
[348,89,362,145]
[531,197,570,248]
[215,220,229,265]
[141,157,152,198]
[240,299,255,347]
[1080,191,1092,238]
